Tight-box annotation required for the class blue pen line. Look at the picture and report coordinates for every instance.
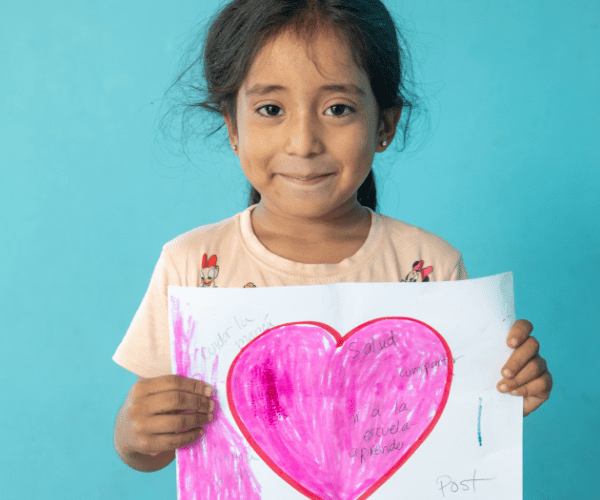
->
[478,397,483,446]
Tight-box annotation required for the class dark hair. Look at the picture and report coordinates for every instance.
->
[162,0,427,212]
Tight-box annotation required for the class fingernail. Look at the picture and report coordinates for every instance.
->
[509,338,517,348]
[208,413,214,422]
[204,386,213,397]
[499,384,508,392]
[510,390,518,395]
[503,369,513,378]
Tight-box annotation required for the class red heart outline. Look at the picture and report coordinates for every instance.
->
[226,317,453,500]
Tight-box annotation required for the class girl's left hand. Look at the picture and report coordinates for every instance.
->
[496,319,553,416]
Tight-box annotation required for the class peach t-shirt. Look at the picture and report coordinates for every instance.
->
[112,205,468,378]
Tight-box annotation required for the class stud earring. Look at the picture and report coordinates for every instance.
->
[381,140,387,147]
[232,144,237,151]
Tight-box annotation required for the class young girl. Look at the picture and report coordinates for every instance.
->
[113,0,552,473]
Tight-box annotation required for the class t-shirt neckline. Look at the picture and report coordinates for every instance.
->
[239,205,383,277]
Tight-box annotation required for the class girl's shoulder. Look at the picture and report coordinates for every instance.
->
[375,212,466,281]
[161,212,242,255]
[377,213,461,255]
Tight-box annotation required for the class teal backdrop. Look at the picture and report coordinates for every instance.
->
[1,0,598,498]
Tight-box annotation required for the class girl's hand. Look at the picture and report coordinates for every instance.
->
[496,319,553,416]
[120,375,215,456]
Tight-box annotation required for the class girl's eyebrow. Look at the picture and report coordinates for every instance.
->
[246,83,366,98]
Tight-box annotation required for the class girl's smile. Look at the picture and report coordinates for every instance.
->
[277,172,334,186]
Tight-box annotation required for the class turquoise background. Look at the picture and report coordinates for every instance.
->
[1,0,598,498]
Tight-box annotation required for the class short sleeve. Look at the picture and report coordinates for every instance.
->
[112,251,174,378]
[449,254,469,281]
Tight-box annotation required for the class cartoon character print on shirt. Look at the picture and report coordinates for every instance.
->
[200,253,219,288]
[401,260,433,282]
[243,283,256,288]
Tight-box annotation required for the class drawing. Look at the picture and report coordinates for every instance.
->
[227,317,453,500]
[169,275,521,499]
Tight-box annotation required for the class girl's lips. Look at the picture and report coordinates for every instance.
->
[280,173,333,185]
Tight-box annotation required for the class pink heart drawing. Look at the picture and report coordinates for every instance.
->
[227,317,453,500]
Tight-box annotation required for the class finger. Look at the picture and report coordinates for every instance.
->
[138,374,214,398]
[514,371,553,398]
[497,355,547,393]
[146,391,215,416]
[147,411,214,435]
[147,427,205,455]
[507,319,533,348]
[520,373,553,417]
[501,335,540,379]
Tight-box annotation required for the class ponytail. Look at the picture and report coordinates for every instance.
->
[356,170,377,211]
[247,170,377,211]
[248,185,261,207]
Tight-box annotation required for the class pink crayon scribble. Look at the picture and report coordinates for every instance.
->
[250,356,293,424]
[171,297,261,499]
[228,318,452,500]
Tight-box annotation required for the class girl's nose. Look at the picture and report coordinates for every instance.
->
[284,112,325,157]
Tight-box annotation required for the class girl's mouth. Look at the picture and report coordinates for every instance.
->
[280,173,333,185]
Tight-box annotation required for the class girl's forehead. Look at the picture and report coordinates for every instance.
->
[243,29,367,94]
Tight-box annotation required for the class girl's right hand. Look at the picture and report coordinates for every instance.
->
[121,374,214,457]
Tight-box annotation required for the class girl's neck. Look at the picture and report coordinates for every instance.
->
[250,200,372,264]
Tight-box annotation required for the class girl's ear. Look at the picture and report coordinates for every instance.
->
[379,107,403,144]
[222,107,239,150]
[385,107,403,132]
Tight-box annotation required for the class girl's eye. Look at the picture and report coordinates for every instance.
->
[256,104,355,118]
[257,105,283,117]
[326,104,354,117]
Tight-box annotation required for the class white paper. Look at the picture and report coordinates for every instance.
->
[168,272,522,500]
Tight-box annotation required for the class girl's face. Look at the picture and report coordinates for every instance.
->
[224,27,396,221]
